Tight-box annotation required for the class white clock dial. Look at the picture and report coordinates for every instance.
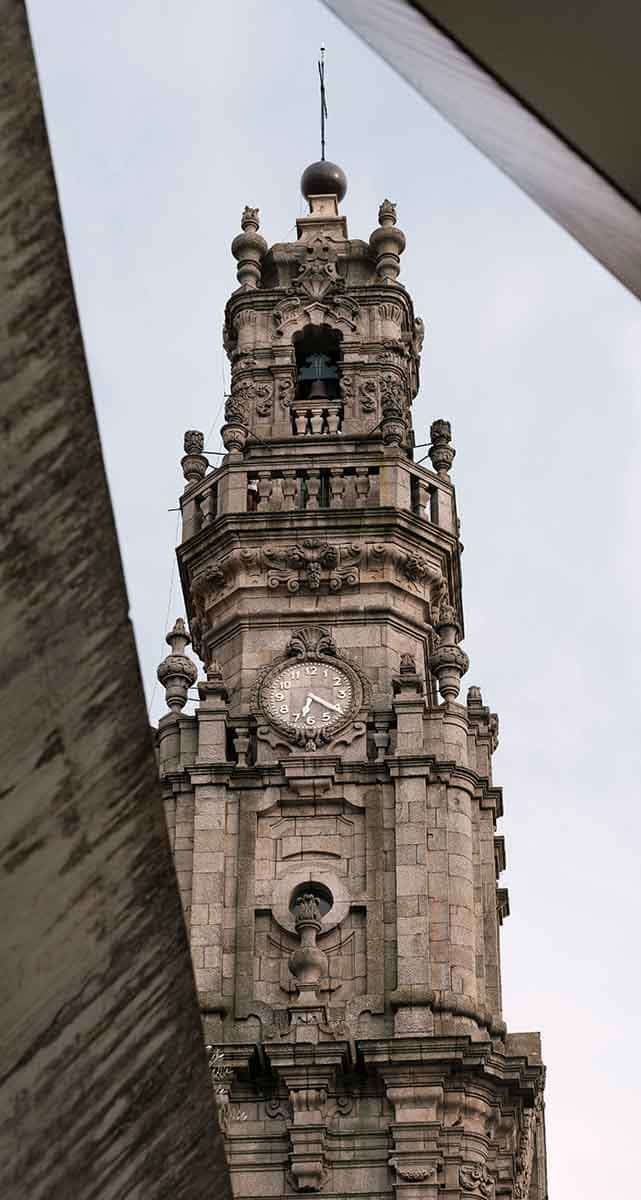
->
[261,658,356,736]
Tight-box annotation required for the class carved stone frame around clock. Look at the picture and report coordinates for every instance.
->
[251,627,371,750]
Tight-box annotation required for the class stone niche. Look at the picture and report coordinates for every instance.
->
[253,801,367,1010]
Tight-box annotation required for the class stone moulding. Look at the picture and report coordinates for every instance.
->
[389,1158,438,1182]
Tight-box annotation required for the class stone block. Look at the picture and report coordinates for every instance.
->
[396,866,428,896]
[427,873,448,899]
[447,854,474,881]
[192,873,224,903]
[396,822,427,846]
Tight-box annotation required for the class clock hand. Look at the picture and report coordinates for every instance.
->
[301,695,313,717]
[307,692,344,715]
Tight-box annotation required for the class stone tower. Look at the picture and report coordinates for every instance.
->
[157,159,548,1199]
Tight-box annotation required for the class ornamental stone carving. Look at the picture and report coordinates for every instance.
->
[264,540,361,593]
[369,198,406,284]
[513,1091,544,1198]
[206,1046,247,1136]
[293,234,344,299]
[389,1159,438,1183]
[231,205,267,290]
[459,1163,494,1196]
[380,373,406,418]
[156,618,197,711]
[289,894,327,1005]
[359,378,378,413]
[181,428,208,484]
[429,418,456,478]
[431,601,469,702]
[287,626,337,658]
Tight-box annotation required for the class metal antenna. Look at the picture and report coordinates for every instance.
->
[318,46,328,161]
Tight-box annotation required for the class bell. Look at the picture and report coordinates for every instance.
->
[308,377,330,400]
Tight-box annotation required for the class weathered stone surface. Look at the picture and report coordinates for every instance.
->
[157,149,548,1195]
[0,6,230,1197]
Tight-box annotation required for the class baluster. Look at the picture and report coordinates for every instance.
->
[326,404,340,434]
[257,471,273,511]
[270,475,284,511]
[309,411,323,435]
[354,467,370,506]
[416,477,430,518]
[306,470,321,511]
[181,494,201,540]
[201,484,216,526]
[282,469,298,511]
[342,473,356,508]
[329,467,345,509]
[293,409,306,436]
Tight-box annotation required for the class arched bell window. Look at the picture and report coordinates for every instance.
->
[294,325,341,402]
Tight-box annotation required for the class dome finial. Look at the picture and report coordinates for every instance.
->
[300,47,348,206]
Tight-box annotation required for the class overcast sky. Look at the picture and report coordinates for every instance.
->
[27,2,641,1194]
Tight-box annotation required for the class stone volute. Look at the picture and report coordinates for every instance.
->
[369,199,406,284]
[430,602,469,702]
[157,617,198,711]
[231,205,267,290]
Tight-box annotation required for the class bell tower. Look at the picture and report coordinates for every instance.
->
[157,159,549,1199]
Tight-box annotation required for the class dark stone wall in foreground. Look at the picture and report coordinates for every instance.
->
[0,5,230,1196]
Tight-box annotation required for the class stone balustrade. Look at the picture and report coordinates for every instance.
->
[180,459,454,540]
[248,466,379,512]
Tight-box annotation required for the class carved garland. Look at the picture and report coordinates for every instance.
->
[264,539,361,593]
[389,1158,438,1182]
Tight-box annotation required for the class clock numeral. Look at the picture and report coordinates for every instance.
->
[292,712,301,723]
[332,675,341,684]
[306,715,316,726]
[322,712,331,723]
[278,704,289,715]
[337,688,347,698]
[273,691,284,701]
[304,664,317,675]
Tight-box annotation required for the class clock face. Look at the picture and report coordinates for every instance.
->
[260,658,356,737]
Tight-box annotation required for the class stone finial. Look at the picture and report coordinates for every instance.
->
[289,894,328,1005]
[430,602,469,703]
[428,419,456,478]
[181,429,208,486]
[378,198,397,225]
[369,199,406,284]
[231,205,267,290]
[156,617,198,711]
[220,390,249,455]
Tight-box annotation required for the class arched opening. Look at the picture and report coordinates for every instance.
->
[291,325,343,436]
[294,324,341,399]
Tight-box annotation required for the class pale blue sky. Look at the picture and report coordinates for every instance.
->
[28,2,641,1194]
